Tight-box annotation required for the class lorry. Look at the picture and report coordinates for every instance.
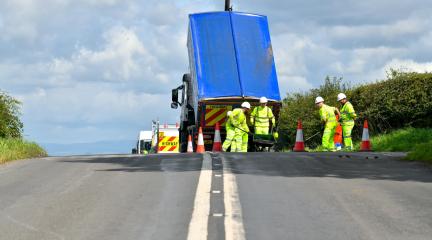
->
[132,131,153,154]
[154,123,180,154]
[171,0,281,152]
[132,123,180,154]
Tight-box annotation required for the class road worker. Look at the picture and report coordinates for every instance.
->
[222,111,237,152]
[315,96,340,151]
[337,93,357,151]
[250,97,275,135]
[230,102,251,152]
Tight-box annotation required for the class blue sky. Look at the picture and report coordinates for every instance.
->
[1,0,432,152]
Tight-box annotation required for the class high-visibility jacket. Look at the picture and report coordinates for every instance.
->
[225,115,234,131]
[250,106,275,128]
[340,101,357,125]
[319,104,337,127]
[230,108,249,133]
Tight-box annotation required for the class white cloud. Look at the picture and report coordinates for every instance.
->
[2,0,432,149]
[382,59,432,73]
[60,26,149,82]
[17,83,179,143]
[330,17,429,40]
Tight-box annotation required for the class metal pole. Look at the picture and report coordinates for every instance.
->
[225,0,231,11]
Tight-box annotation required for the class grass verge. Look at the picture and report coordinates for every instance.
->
[0,138,47,164]
[359,128,432,163]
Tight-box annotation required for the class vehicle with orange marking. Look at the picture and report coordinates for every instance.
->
[171,2,281,152]
[155,124,180,154]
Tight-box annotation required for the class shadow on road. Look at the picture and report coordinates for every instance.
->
[60,154,203,173]
[58,152,432,183]
[221,152,432,183]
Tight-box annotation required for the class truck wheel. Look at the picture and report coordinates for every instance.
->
[179,125,188,153]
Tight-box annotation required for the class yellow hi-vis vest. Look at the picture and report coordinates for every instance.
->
[319,104,337,127]
[225,115,234,131]
[340,101,357,125]
[230,108,249,133]
[250,106,275,128]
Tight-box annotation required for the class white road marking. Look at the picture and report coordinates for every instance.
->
[212,190,221,194]
[222,155,246,240]
[214,174,222,177]
[187,153,212,240]
[3,213,65,240]
[212,213,224,217]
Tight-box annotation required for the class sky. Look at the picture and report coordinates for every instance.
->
[1,0,432,153]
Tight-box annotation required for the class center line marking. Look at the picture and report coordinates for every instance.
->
[187,153,212,240]
[222,155,246,240]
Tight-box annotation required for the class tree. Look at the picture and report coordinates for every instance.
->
[0,91,23,138]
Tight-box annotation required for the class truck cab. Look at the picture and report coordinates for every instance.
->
[172,10,281,152]
[134,131,152,154]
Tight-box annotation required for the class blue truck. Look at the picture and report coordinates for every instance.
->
[171,2,281,152]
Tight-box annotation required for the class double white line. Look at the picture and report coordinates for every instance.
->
[187,153,245,240]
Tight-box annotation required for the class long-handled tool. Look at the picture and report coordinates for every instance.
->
[304,131,321,142]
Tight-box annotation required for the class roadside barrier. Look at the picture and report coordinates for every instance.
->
[196,127,205,153]
[212,122,222,152]
[293,119,306,152]
[360,120,372,151]
[187,134,194,153]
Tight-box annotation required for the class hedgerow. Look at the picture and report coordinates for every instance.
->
[278,71,432,149]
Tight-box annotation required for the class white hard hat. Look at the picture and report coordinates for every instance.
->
[337,93,347,101]
[259,96,268,104]
[241,101,251,109]
[315,96,324,104]
[227,111,233,116]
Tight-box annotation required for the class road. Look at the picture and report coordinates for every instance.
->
[0,152,431,240]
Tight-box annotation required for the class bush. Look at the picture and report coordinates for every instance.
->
[0,138,47,164]
[352,70,432,133]
[278,76,350,149]
[278,71,432,149]
[0,91,23,138]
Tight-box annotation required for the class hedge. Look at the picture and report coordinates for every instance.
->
[277,71,432,149]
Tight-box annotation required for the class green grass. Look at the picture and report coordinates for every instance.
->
[0,138,47,164]
[355,128,432,163]
[363,128,432,152]
[304,128,432,163]
[406,141,432,163]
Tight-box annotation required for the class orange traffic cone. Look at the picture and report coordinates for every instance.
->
[196,127,205,153]
[360,120,372,151]
[187,134,193,153]
[334,115,343,150]
[212,122,222,152]
[293,119,305,152]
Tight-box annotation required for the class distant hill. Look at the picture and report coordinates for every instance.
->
[42,140,136,156]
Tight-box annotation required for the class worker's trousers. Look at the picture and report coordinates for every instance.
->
[254,126,269,135]
[322,123,337,151]
[342,122,354,150]
[234,130,249,152]
[222,129,237,152]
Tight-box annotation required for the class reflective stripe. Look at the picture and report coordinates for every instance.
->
[342,120,354,123]
[340,102,356,122]
[320,104,337,123]
[251,106,274,128]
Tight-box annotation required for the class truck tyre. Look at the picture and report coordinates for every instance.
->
[179,123,189,153]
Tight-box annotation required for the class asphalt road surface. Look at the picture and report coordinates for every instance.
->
[0,152,431,240]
